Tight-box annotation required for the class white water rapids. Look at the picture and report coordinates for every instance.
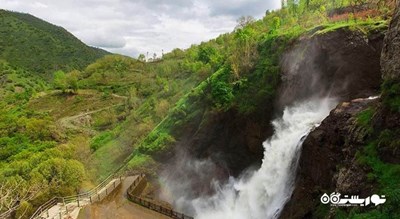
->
[178,98,337,219]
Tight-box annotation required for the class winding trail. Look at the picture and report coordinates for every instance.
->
[58,93,127,135]
[58,103,123,135]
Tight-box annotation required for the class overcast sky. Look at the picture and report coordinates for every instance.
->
[1,0,281,58]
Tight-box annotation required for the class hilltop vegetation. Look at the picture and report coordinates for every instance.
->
[0,10,108,75]
[127,0,394,164]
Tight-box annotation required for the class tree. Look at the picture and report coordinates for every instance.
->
[25,118,52,140]
[198,45,217,64]
[66,70,80,93]
[211,80,234,109]
[210,69,234,109]
[286,0,297,14]
[235,16,255,30]
[232,26,257,77]
[271,17,281,33]
[0,176,42,216]
[33,158,85,195]
[53,70,67,92]
[138,54,146,62]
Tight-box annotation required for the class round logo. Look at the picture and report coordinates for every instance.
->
[321,193,330,204]
[330,192,341,204]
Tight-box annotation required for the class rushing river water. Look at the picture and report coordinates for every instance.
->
[193,98,337,219]
[162,98,337,219]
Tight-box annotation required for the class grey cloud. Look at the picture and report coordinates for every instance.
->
[84,34,127,49]
[1,0,281,57]
[136,0,194,8]
[203,0,281,18]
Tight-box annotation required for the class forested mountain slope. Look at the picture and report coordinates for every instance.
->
[0,9,108,75]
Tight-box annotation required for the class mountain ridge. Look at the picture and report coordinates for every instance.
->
[0,9,109,75]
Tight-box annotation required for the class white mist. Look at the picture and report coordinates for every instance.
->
[186,98,337,219]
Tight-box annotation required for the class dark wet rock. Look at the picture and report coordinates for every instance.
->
[381,1,400,80]
[277,28,384,109]
[280,98,378,219]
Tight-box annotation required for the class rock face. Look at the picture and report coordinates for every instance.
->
[158,105,274,201]
[280,98,378,219]
[278,28,384,109]
[282,3,400,218]
[381,1,400,80]
[162,105,273,178]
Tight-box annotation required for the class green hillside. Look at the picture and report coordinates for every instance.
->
[0,9,108,75]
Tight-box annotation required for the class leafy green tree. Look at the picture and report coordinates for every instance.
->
[198,45,217,64]
[196,44,222,71]
[33,158,85,195]
[211,81,234,109]
[67,70,80,93]
[271,17,281,33]
[231,26,257,77]
[209,69,235,109]
[53,70,67,92]
[25,118,52,140]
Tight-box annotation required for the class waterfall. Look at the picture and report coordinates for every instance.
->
[186,97,337,219]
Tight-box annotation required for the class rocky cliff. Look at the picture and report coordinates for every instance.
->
[281,97,379,218]
[381,1,400,80]
[278,27,383,108]
[282,3,400,218]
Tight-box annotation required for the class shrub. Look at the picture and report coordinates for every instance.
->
[356,107,375,133]
[138,131,175,154]
[90,131,114,151]
[381,79,400,112]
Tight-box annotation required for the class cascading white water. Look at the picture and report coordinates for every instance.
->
[185,97,337,219]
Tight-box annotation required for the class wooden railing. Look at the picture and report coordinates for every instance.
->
[26,139,141,219]
[6,170,193,219]
[30,197,60,219]
[126,174,194,219]
[29,173,124,219]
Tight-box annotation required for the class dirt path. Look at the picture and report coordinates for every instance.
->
[56,92,127,135]
[78,177,170,219]
[58,103,123,135]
